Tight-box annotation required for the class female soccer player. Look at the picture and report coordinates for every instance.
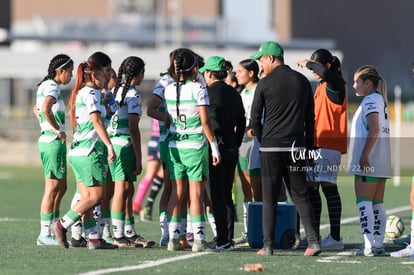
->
[52,60,117,249]
[34,54,73,245]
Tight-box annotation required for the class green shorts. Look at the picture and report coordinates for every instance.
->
[168,145,208,182]
[237,156,249,172]
[159,138,171,167]
[109,143,137,182]
[237,157,260,176]
[38,139,67,179]
[355,175,386,183]
[69,149,108,186]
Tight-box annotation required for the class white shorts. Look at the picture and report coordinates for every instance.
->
[314,148,341,184]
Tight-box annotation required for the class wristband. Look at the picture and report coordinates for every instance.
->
[107,144,114,150]
[209,141,220,158]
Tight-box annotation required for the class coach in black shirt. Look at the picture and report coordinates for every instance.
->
[250,41,321,256]
[200,56,245,251]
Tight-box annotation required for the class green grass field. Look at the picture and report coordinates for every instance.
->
[0,165,413,275]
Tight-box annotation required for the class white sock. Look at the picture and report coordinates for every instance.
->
[124,220,137,238]
[85,225,99,240]
[168,219,181,240]
[372,202,386,248]
[357,201,374,249]
[243,202,249,233]
[192,220,206,241]
[186,212,192,236]
[112,217,125,239]
[70,192,82,239]
[160,210,168,239]
[206,212,217,237]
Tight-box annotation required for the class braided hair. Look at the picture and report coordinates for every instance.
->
[172,48,198,117]
[38,54,73,86]
[114,56,145,107]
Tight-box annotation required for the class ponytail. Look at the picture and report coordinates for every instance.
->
[69,63,87,132]
[68,61,102,132]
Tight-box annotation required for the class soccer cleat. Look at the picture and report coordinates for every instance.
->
[233,232,248,245]
[215,242,234,251]
[167,239,184,251]
[70,236,87,248]
[112,237,138,248]
[160,236,169,247]
[304,243,322,256]
[37,235,59,246]
[127,234,155,248]
[390,246,414,257]
[291,233,301,250]
[355,246,374,257]
[179,236,191,249]
[140,206,152,222]
[372,247,386,256]
[103,236,113,244]
[192,239,214,252]
[393,234,410,246]
[52,220,69,249]
[87,239,118,250]
[320,234,344,250]
[256,246,274,256]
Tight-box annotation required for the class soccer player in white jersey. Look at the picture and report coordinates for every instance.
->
[69,52,116,247]
[52,60,117,249]
[348,65,391,256]
[164,48,221,252]
[147,49,190,248]
[107,56,154,248]
[147,72,175,247]
[34,54,73,245]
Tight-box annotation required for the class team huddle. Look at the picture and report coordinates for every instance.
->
[34,41,411,257]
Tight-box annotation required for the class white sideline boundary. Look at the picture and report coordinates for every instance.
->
[77,253,211,275]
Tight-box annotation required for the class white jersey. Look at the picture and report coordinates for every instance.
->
[164,80,209,149]
[36,79,65,143]
[240,85,256,127]
[153,74,174,142]
[107,86,142,146]
[348,92,391,177]
[68,86,106,157]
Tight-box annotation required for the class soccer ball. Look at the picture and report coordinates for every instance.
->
[385,215,405,239]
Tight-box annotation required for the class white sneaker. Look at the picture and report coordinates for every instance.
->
[390,246,414,257]
[321,234,344,250]
[37,235,59,246]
